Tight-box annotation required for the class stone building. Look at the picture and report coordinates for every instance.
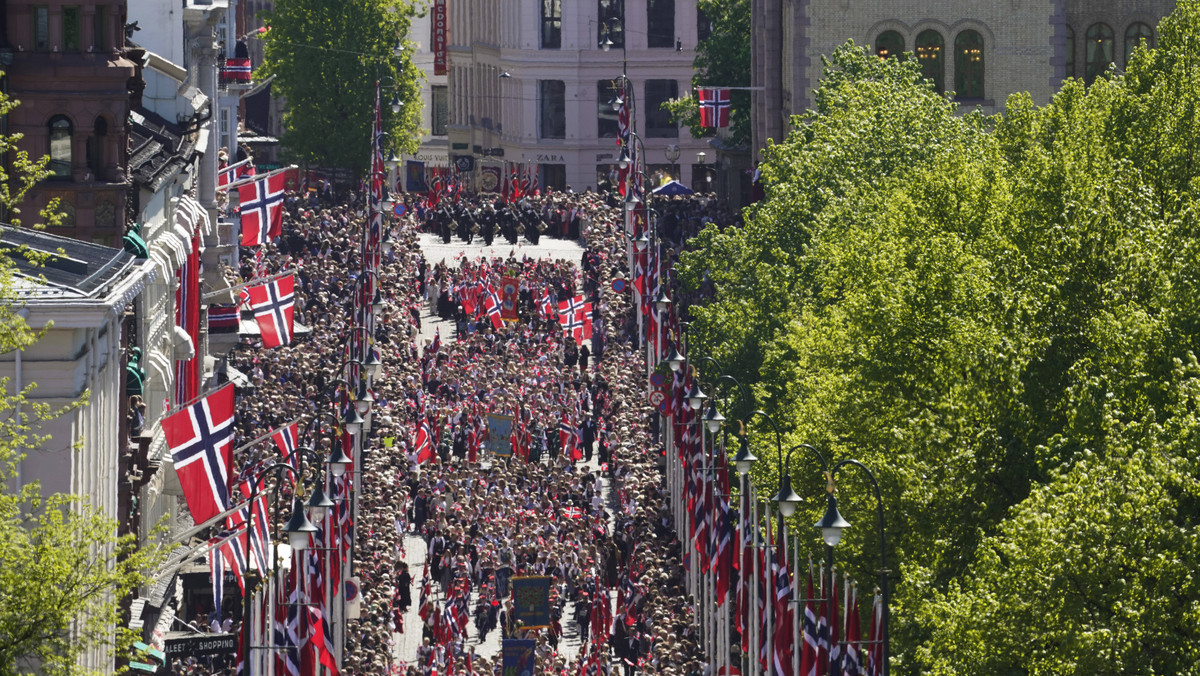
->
[443,0,712,193]
[750,0,1177,161]
[3,0,136,244]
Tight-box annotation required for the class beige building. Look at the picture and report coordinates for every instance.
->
[751,0,1177,161]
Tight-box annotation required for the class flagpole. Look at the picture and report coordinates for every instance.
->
[793,532,801,676]
[765,501,773,676]
[162,381,235,422]
[202,267,300,303]
[224,164,300,192]
[750,491,759,676]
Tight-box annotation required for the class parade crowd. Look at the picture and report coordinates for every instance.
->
[175,184,739,676]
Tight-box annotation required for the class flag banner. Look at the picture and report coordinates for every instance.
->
[502,639,537,676]
[480,166,502,193]
[245,274,296,347]
[699,88,732,128]
[510,576,552,629]
[486,414,514,457]
[222,57,252,83]
[499,276,520,320]
[208,305,240,332]
[163,384,236,523]
[406,161,428,192]
[238,172,286,245]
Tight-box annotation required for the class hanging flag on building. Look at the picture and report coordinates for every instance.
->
[245,274,296,347]
[163,384,236,523]
[271,421,300,472]
[238,172,287,245]
[698,88,732,128]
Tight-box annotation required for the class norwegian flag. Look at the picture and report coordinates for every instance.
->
[210,539,226,623]
[163,384,236,523]
[218,157,254,190]
[698,87,732,128]
[520,165,532,197]
[773,521,795,676]
[563,506,583,519]
[239,172,286,245]
[864,591,883,676]
[617,83,630,145]
[223,57,252,82]
[227,481,272,575]
[483,287,504,329]
[559,309,592,346]
[800,565,819,676]
[559,411,575,458]
[214,529,248,595]
[557,294,588,318]
[272,421,300,472]
[414,416,435,464]
[840,584,862,676]
[429,327,441,355]
[539,290,556,318]
[246,274,295,347]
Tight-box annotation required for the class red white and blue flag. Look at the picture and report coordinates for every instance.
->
[238,171,286,245]
[218,157,254,190]
[699,87,732,128]
[163,384,236,523]
[246,274,295,347]
[271,421,300,472]
[483,287,504,329]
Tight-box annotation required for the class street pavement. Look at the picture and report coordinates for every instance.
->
[391,231,601,672]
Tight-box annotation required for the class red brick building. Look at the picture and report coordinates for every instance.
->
[3,0,136,246]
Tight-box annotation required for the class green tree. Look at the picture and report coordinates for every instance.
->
[679,3,1200,670]
[663,0,751,146]
[258,0,423,172]
[0,84,160,675]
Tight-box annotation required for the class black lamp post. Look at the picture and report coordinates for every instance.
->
[240,463,321,676]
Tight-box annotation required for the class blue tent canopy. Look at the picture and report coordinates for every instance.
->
[650,180,694,196]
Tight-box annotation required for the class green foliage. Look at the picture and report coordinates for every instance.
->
[0,76,63,230]
[0,87,159,675]
[664,0,750,146]
[681,4,1200,671]
[258,0,424,172]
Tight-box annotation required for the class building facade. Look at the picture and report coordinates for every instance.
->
[751,0,1177,161]
[443,0,712,193]
[4,0,136,244]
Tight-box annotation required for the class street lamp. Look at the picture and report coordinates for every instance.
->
[653,288,672,314]
[814,491,850,546]
[390,95,402,114]
[686,382,707,410]
[664,344,685,372]
[703,401,725,434]
[665,143,680,180]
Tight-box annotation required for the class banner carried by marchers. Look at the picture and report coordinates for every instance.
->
[510,576,552,629]
[486,413,514,457]
[499,276,520,320]
[502,639,536,676]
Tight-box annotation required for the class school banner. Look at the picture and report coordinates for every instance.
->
[499,276,520,320]
[486,413,514,457]
[510,576,552,629]
[502,639,537,676]
[406,161,427,192]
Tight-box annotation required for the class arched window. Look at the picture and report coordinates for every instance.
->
[875,30,904,60]
[915,30,945,93]
[1085,23,1114,83]
[49,115,72,179]
[1065,25,1075,79]
[1124,22,1154,65]
[954,30,984,99]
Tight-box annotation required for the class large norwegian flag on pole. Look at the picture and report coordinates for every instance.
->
[163,384,236,523]
[272,421,300,472]
[246,274,296,347]
[483,287,504,329]
[698,87,732,128]
[239,171,287,245]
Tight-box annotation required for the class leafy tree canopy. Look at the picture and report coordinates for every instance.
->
[678,3,1200,672]
[258,0,424,173]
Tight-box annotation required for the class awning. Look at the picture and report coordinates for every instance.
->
[123,231,149,258]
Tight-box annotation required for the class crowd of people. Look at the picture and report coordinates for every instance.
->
[170,184,737,676]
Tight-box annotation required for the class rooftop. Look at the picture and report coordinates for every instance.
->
[0,224,139,300]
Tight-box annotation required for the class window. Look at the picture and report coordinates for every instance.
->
[954,30,984,99]
[875,30,904,60]
[647,0,674,48]
[644,79,678,138]
[1065,25,1075,79]
[540,0,561,49]
[49,115,72,179]
[1085,23,1114,83]
[86,116,106,178]
[542,164,566,192]
[432,86,449,136]
[539,80,565,139]
[63,7,80,52]
[93,6,106,51]
[597,80,621,138]
[33,6,49,51]
[599,0,623,50]
[1124,22,1154,65]
[697,7,711,42]
[915,30,944,93]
